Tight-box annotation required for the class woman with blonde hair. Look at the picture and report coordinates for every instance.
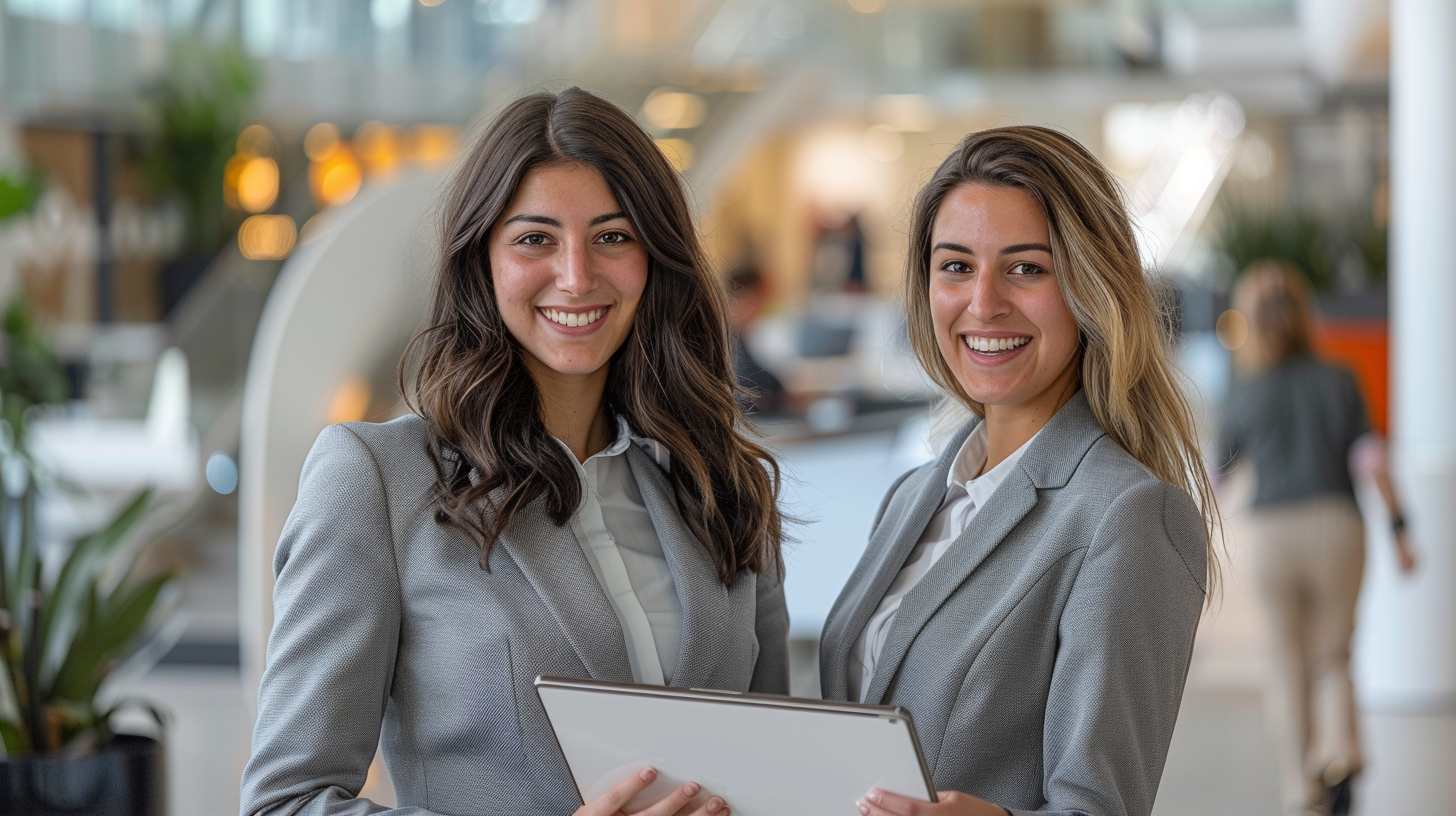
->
[1216,261,1414,816]
[818,125,1217,816]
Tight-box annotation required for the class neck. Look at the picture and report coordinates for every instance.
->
[980,362,1079,472]
[527,357,612,464]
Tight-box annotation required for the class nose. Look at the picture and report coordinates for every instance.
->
[966,267,1011,322]
[554,237,598,297]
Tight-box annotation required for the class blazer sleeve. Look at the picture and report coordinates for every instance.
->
[1011,480,1207,816]
[240,425,442,816]
[749,561,791,694]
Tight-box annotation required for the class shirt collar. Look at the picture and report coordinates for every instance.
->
[945,421,1039,509]
[560,415,672,472]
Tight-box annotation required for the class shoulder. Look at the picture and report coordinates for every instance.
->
[1063,439,1207,592]
[310,414,435,472]
[300,414,439,505]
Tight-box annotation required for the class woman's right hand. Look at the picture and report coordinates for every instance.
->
[573,767,729,816]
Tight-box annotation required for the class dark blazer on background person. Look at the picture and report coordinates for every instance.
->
[820,392,1206,816]
[241,415,790,816]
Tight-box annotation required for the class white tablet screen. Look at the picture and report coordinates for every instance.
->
[537,678,935,816]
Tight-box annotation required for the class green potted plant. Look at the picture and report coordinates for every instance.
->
[0,297,174,814]
[1213,199,1336,291]
[136,38,259,312]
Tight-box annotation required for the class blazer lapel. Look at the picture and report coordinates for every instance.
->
[860,391,1106,704]
[625,444,734,690]
[494,501,635,683]
[861,469,1038,704]
[821,420,975,701]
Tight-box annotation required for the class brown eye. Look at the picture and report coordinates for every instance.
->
[517,233,549,246]
[597,230,631,244]
[1010,262,1045,276]
[941,260,971,274]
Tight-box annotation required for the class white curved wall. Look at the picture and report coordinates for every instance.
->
[238,174,442,706]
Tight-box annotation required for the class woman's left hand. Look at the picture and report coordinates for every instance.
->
[856,788,1010,816]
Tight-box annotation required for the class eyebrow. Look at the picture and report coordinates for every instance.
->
[931,241,1053,256]
[502,211,629,228]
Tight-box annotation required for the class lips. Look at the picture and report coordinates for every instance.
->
[540,307,606,328]
[962,335,1031,354]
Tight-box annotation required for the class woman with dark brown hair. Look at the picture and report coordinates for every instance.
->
[240,88,786,816]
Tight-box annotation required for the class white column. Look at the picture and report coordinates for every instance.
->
[1353,0,1456,809]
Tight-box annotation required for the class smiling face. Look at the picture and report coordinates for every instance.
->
[929,183,1081,420]
[489,162,648,389]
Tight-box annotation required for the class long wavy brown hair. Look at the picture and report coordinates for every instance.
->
[903,126,1221,596]
[403,87,783,585]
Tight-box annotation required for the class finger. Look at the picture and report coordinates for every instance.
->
[682,795,728,816]
[579,767,658,816]
[859,788,924,816]
[628,781,702,816]
[856,795,902,816]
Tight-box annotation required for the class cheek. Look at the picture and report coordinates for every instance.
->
[928,279,965,334]
[603,251,650,308]
[1027,289,1081,363]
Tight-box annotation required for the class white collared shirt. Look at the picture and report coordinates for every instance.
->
[557,417,681,686]
[848,422,1039,703]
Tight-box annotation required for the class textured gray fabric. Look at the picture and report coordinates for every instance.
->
[820,392,1206,816]
[241,416,789,816]
[1215,355,1370,508]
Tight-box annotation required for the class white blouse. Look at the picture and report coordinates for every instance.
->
[557,417,681,686]
[848,422,1039,703]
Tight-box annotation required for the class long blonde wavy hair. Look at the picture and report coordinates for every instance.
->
[904,125,1221,596]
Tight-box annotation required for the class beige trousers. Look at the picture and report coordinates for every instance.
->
[1248,495,1365,812]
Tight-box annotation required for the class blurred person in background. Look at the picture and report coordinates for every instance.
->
[821,126,1216,816]
[1215,262,1416,816]
[240,88,788,816]
[726,263,786,416]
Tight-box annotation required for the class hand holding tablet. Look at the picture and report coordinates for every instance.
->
[537,676,936,816]
[573,766,729,816]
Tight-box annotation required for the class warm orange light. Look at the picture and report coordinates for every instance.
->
[237,124,276,157]
[237,157,280,213]
[310,146,363,207]
[327,376,372,424]
[223,154,249,209]
[406,125,460,168]
[238,215,298,260]
[354,121,400,178]
[305,122,342,161]
[656,138,694,172]
[1217,309,1249,350]
[643,89,707,130]
[321,162,362,206]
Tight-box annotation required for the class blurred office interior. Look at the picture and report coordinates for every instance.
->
[0,0,1452,813]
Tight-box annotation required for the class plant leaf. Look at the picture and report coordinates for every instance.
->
[0,715,26,755]
[41,491,153,684]
[52,573,173,704]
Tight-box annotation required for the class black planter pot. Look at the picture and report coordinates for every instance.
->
[0,734,164,816]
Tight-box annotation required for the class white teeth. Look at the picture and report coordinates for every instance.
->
[544,308,604,328]
[963,335,1029,353]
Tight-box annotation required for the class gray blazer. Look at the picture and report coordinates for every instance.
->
[241,415,789,816]
[820,392,1206,816]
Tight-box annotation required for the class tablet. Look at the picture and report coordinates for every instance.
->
[535,676,936,816]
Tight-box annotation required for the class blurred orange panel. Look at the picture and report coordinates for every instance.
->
[1315,319,1389,436]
